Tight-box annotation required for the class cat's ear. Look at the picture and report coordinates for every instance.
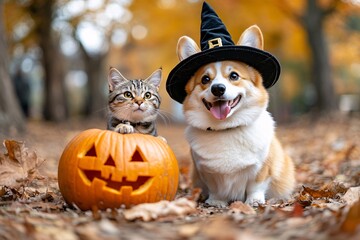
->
[237,25,264,50]
[108,67,127,92]
[177,36,200,61]
[145,68,162,89]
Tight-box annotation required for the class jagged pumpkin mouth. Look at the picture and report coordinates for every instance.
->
[79,145,154,193]
[80,169,152,192]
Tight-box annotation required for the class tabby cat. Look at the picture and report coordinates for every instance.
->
[107,67,162,136]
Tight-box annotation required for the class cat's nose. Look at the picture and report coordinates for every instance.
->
[134,98,143,106]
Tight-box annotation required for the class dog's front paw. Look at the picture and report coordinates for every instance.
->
[205,199,228,208]
[114,123,134,134]
[245,196,265,207]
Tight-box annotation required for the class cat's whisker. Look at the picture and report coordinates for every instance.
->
[156,110,173,126]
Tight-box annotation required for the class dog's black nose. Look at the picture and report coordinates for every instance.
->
[211,84,226,97]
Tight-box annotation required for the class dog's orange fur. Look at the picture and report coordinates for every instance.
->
[255,136,295,197]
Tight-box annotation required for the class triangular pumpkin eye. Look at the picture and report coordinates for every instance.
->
[130,149,145,162]
[104,155,116,166]
[85,145,97,157]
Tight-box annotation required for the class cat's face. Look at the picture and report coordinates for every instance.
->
[108,68,162,122]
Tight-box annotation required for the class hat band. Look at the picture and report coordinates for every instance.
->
[208,38,222,49]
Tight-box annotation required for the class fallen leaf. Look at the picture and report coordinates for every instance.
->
[123,198,197,221]
[0,186,6,197]
[0,140,44,188]
[98,219,121,236]
[340,200,360,233]
[324,142,356,165]
[301,182,348,199]
[33,225,78,240]
[321,182,348,195]
[342,187,360,206]
[290,202,304,217]
[178,224,200,238]
[0,186,22,201]
[229,201,256,215]
[200,217,240,239]
[187,187,202,202]
[297,189,313,207]
[284,217,312,228]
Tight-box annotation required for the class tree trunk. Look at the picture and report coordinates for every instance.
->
[30,0,68,121]
[78,42,107,118]
[302,0,337,113]
[84,55,107,117]
[0,2,25,134]
[40,35,68,121]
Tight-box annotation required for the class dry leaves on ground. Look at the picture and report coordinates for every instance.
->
[0,140,44,188]
[0,116,359,239]
[123,198,197,221]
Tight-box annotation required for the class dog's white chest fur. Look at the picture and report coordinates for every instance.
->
[186,111,274,202]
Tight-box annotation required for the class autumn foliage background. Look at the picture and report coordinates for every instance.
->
[1,0,360,125]
[0,0,360,239]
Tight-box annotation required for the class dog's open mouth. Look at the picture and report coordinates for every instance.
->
[202,95,241,120]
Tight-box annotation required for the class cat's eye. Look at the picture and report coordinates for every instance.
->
[144,92,152,99]
[229,72,239,81]
[201,75,211,84]
[124,91,133,98]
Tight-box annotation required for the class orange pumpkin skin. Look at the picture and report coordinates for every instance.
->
[58,129,179,210]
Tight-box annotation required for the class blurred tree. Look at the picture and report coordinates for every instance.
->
[277,0,346,113]
[57,0,132,117]
[0,1,25,134]
[62,6,108,118]
[5,0,133,119]
[77,42,107,117]
[27,0,68,121]
[4,0,68,121]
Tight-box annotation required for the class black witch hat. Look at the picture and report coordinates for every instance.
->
[166,2,281,104]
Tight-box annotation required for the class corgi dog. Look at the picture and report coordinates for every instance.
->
[178,25,295,207]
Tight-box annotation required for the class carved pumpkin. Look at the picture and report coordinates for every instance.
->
[58,129,179,210]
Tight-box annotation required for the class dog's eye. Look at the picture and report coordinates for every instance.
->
[201,75,211,84]
[229,72,239,81]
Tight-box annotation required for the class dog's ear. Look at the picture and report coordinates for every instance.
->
[177,36,200,61]
[237,25,264,50]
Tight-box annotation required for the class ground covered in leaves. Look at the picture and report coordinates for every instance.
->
[0,115,359,239]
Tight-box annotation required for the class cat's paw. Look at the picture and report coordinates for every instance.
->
[205,199,228,208]
[114,123,134,134]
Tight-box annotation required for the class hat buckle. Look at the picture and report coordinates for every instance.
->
[208,38,223,49]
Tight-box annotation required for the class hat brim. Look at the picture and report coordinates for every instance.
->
[166,46,281,103]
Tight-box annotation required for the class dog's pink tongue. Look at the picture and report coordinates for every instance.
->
[210,101,230,120]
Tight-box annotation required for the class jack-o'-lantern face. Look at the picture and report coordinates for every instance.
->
[58,129,179,210]
[79,145,153,195]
